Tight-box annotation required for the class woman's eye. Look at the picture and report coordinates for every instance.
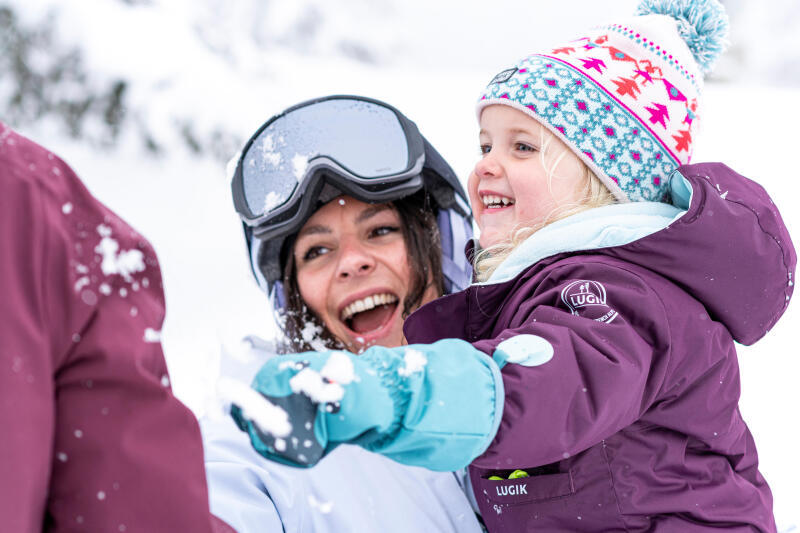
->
[479,144,491,155]
[303,246,330,261]
[370,225,399,238]
[515,142,537,153]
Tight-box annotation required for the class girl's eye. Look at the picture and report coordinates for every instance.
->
[302,245,330,261]
[515,142,537,153]
[479,144,491,155]
[370,225,399,238]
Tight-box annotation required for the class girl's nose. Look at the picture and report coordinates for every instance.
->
[474,151,501,178]
[335,238,376,280]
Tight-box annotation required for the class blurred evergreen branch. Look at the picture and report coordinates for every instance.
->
[0,5,127,146]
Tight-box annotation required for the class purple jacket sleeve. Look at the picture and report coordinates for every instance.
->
[470,259,671,470]
[0,126,217,533]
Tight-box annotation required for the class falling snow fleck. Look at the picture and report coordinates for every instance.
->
[74,429,83,438]
[97,491,106,500]
[81,290,98,306]
[57,452,68,462]
[74,276,90,292]
[62,202,73,214]
[160,375,170,387]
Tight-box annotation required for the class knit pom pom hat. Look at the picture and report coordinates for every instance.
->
[477,0,729,203]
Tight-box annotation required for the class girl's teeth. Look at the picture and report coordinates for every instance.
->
[482,195,513,207]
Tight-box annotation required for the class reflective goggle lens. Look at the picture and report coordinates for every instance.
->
[241,99,411,218]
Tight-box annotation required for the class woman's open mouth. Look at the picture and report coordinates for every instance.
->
[339,292,399,335]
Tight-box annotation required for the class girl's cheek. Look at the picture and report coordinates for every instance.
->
[467,172,482,208]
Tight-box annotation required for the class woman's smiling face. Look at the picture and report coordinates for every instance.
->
[293,196,437,352]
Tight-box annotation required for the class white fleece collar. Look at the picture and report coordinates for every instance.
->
[479,201,685,285]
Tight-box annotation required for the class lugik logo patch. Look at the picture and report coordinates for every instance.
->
[496,484,528,497]
[560,280,619,323]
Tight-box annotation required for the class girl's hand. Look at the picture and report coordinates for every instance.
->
[229,340,504,471]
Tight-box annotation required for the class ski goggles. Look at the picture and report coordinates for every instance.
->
[231,95,427,240]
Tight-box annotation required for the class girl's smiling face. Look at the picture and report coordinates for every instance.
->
[293,196,437,352]
[468,104,588,248]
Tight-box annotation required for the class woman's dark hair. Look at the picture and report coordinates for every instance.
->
[277,191,444,353]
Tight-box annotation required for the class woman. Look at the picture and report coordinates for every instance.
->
[201,95,482,532]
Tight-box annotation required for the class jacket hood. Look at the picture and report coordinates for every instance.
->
[481,162,796,346]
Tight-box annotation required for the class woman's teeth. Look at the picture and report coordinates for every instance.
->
[481,194,514,208]
[340,293,398,320]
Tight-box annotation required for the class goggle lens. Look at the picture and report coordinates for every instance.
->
[241,99,411,218]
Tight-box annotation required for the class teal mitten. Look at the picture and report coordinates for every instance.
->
[231,339,504,471]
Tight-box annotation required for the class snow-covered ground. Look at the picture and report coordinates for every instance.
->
[6,0,799,530]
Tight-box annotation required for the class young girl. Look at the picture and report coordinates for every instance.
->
[232,1,795,530]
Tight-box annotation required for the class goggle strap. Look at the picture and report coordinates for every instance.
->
[438,208,473,292]
[270,280,287,313]
[249,237,270,293]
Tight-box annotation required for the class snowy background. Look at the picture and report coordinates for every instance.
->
[2,0,799,529]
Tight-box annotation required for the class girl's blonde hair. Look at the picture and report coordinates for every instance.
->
[474,127,617,282]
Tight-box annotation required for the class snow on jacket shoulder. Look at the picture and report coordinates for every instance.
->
[0,124,217,533]
[405,163,794,532]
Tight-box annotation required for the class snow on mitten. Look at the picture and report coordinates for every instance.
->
[230,339,504,471]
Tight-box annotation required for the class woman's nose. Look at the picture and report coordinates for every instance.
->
[335,238,375,279]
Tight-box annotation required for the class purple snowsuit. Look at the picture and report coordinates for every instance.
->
[405,163,795,532]
[0,124,234,532]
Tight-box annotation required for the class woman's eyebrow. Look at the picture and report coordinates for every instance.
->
[296,224,330,238]
[356,204,391,224]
